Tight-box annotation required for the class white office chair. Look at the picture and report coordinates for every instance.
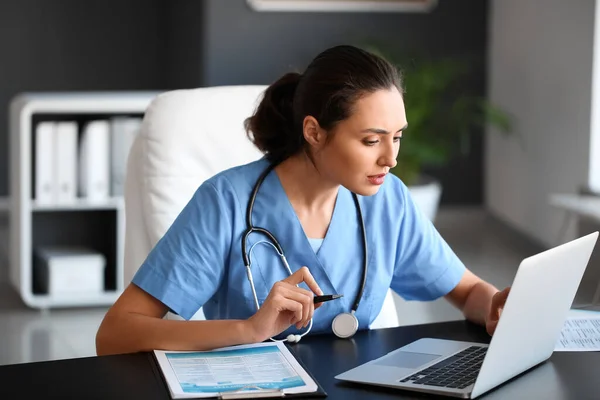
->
[123,85,400,328]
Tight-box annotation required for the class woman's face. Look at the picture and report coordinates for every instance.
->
[311,87,407,196]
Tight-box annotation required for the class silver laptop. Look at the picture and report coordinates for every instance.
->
[335,231,599,399]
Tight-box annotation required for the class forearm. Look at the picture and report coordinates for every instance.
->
[96,313,256,356]
[461,281,499,326]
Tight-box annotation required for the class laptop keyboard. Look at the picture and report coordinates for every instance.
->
[399,346,487,389]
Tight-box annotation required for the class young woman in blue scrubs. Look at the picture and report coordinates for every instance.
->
[96,45,510,355]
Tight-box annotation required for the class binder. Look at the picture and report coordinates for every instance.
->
[79,120,110,201]
[110,117,141,196]
[34,122,56,204]
[54,121,78,204]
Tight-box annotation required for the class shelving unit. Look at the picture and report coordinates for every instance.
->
[9,91,160,309]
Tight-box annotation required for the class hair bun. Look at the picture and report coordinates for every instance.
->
[244,72,302,164]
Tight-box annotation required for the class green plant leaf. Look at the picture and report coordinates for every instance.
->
[359,43,515,181]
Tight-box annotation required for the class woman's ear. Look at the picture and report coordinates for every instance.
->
[303,116,326,149]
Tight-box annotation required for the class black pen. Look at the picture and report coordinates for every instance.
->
[313,294,343,304]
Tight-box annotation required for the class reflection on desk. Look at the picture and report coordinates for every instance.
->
[0,320,599,399]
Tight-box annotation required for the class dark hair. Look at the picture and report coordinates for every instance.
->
[244,45,404,164]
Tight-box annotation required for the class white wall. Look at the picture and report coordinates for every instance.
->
[486,0,596,247]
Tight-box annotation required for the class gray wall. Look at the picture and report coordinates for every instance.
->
[0,0,490,205]
[201,0,490,204]
[0,0,168,197]
[163,1,204,90]
[485,0,595,247]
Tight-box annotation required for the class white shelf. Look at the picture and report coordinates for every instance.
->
[9,91,160,309]
[25,291,121,309]
[31,197,124,212]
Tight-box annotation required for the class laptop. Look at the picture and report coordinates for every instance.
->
[335,231,599,399]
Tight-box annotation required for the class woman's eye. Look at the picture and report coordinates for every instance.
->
[364,140,379,146]
[394,136,402,143]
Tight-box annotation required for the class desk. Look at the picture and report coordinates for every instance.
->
[549,193,600,305]
[549,193,600,223]
[0,320,599,399]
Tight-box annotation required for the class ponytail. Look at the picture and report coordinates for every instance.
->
[245,72,302,164]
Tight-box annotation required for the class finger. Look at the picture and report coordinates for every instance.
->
[487,320,498,336]
[284,267,323,296]
[293,287,314,327]
[276,285,314,328]
[285,287,311,328]
[494,287,511,317]
[307,298,315,326]
[275,281,316,305]
[499,287,511,302]
[489,295,501,322]
[490,288,509,320]
[276,296,303,326]
[488,307,498,324]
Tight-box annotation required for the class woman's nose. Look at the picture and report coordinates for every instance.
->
[379,144,397,169]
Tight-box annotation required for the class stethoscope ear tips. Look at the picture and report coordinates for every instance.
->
[286,334,302,343]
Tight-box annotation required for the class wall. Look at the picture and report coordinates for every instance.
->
[485,0,596,247]
[0,0,491,206]
[163,1,204,90]
[201,0,490,205]
[0,0,168,198]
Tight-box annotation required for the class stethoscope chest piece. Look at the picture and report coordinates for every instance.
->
[332,312,359,339]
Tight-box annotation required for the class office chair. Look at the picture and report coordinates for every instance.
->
[123,85,400,328]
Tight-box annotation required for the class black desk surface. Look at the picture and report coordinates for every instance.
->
[0,320,598,399]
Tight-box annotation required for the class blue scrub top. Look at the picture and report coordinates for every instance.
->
[132,157,466,336]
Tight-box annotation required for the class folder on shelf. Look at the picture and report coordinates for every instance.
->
[54,121,78,204]
[34,121,56,204]
[110,117,142,196]
[79,120,110,202]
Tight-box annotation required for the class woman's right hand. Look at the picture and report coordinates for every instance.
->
[246,266,324,342]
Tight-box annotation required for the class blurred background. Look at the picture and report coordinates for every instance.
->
[0,0,599,366]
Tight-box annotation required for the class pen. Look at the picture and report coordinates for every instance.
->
[314,294,343,304]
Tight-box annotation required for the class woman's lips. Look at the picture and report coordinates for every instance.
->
[367,173,387,185]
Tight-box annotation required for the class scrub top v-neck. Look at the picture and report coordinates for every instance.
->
[132,157,466,335]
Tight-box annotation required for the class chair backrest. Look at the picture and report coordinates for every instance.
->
[123,85,399,328]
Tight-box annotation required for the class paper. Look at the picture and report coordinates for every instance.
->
[154,342,318,399]
[555,309,600,352]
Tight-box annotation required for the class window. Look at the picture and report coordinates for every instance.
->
[590,0,600,194]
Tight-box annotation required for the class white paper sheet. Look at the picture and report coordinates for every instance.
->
[154,342,318,399]
[555,309,600,352]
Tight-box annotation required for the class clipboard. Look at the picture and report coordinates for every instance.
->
[149,342,327,399]
[214,351,327,399]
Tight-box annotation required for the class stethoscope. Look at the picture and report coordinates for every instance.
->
[242,163,368,343]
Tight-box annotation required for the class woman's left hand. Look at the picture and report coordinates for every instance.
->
[486,287,511,336]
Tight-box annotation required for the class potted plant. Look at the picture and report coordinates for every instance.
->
[366,47,513,221]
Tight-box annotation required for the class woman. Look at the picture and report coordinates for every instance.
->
[96,45,509,355]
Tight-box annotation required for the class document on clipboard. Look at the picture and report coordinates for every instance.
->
[153,342,322,399]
